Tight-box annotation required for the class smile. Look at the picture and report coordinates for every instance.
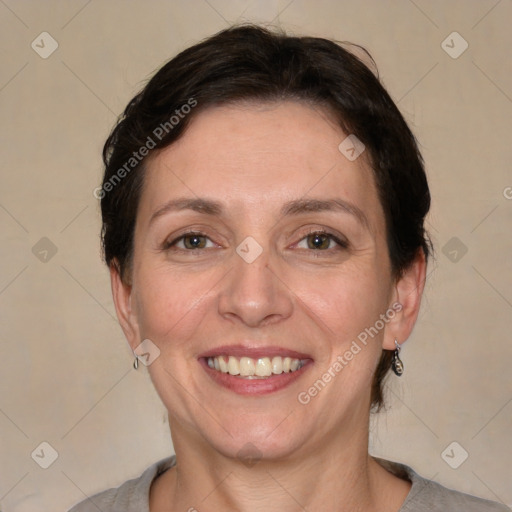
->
[207,355,306,379]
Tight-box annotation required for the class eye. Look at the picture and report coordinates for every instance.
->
[296,231,348,251]
[164,232,215,250]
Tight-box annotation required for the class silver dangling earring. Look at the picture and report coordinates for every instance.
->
[133,356,139,370]
[391,339,404,376]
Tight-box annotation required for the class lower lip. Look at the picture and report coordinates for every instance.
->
[199,358,312,395]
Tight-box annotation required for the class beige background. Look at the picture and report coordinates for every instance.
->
[0,0,511,510]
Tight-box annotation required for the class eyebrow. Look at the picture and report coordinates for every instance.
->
[281,198,369,229]
[149,197,369,229]
[150,198,223,225]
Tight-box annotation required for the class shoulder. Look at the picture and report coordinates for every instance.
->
[403,477,511,512]
[67,455,176,512]
[374,457,510,512]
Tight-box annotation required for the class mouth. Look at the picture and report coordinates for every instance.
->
[206,355,307,378]
[198,346,313,395]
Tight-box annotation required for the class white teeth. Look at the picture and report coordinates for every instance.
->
[206,355,305,378]
[228,356,240,375]
[255,357,272,377]
[218,356,228,373]
[271,356,282,374]
[239,357,255,376]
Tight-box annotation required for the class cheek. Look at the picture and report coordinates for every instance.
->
[133,264,218,347]
[295,261,390,343]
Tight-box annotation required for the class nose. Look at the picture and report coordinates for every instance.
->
[217,246,294,328]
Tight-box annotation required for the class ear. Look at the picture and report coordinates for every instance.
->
[383,248,427,350]
[110,262,140,352]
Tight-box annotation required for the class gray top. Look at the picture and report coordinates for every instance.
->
[68,455,510,511]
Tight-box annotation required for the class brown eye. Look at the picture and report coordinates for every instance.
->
[295,231,348,252]
[164,232,214,251]
[307,233,331,250]
[182,234,207,249]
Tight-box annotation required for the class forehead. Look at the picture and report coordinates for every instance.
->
[139,101,382,226]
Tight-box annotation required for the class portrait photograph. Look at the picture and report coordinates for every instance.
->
[0,1,511,511]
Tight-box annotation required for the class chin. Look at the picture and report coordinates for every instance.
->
[201,414,308,463]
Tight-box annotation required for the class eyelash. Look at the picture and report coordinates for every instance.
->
[295,229,349,251]
[162,229,348,252]
[162,231,216,251]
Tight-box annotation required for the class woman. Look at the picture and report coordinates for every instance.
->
[70,25,510,512]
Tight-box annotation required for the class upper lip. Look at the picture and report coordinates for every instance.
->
[198,344,313,360]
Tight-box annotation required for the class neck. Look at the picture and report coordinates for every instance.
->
[151,417,410,512]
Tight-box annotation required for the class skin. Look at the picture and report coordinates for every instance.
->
[111,101,426,511]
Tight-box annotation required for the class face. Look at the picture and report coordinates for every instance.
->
[112,101,422,461]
